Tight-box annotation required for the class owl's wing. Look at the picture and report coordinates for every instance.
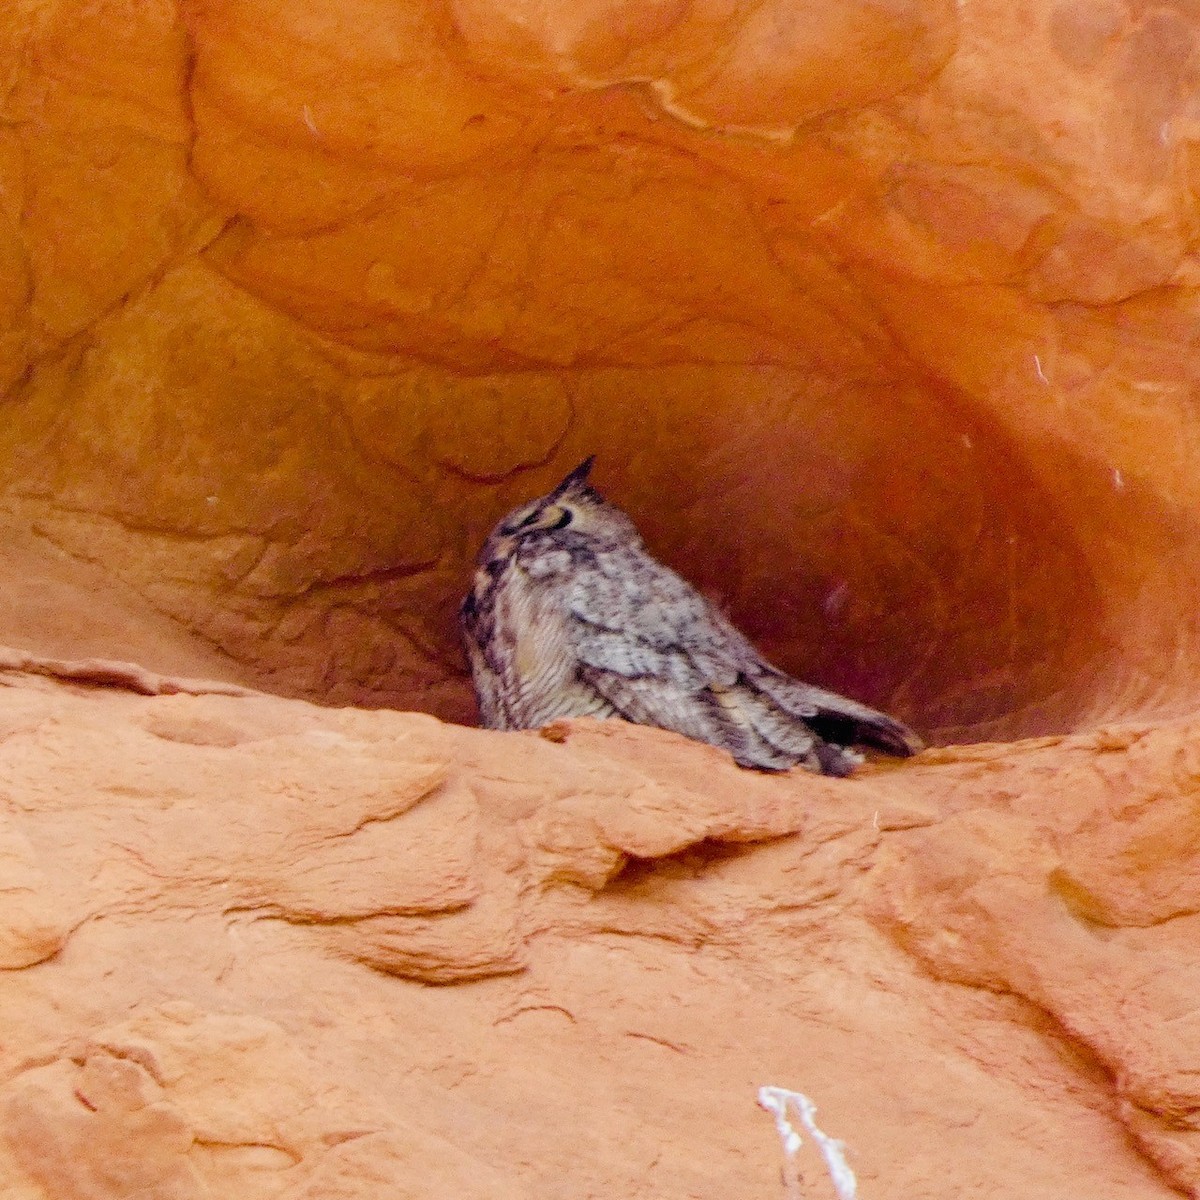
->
[565,552,919,773]
[563,556,831,771]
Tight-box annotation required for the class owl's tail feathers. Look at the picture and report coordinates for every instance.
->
[747,669,924,760]
[806,707,924,758]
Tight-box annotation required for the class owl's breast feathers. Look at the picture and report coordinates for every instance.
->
[462,533,614,729]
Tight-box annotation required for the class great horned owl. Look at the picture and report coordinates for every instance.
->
[460,457,923,776]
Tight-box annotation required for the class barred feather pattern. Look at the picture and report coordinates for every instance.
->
[460,459,923,776]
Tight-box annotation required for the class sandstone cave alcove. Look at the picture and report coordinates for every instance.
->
[1,0,1198,750]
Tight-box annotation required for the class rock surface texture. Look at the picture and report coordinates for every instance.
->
[2,0,1199,1195]
[0,663,1193,1199]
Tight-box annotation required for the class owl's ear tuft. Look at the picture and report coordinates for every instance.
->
[553,455,596,496]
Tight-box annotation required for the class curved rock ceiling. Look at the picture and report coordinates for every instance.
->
[1,0,1198,745]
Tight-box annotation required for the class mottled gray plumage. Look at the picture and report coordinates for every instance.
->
[460,458,923,776]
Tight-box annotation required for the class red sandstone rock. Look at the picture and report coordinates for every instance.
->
[2,0,1200,1194]
[0,661,1188,1197]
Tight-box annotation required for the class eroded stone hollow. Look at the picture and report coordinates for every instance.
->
[2,0,1198,746]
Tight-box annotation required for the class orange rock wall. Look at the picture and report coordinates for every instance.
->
[3,0,1199,742]
[2,5,1200,1196]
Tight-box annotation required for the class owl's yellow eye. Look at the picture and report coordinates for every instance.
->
[508,504,573,533]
